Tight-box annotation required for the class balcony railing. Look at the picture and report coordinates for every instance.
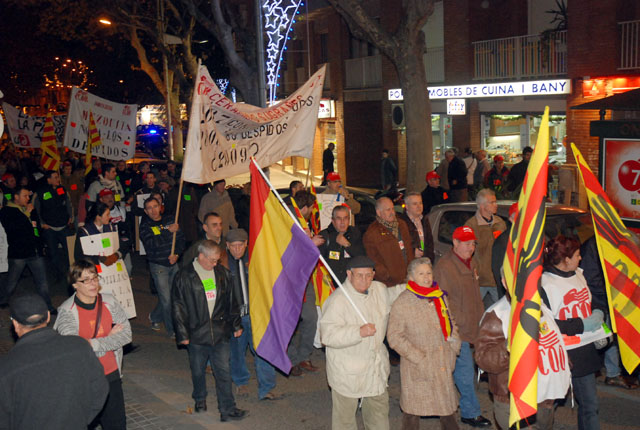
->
[424,46,445,83]
[620,20,640,70]
[473,31,567,80]
[344,55,382,89]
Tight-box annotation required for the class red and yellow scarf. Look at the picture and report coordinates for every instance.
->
[406,280,452,340]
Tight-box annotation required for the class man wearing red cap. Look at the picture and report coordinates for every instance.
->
[322,172,361,216]
[421,170,449,215]
[484,155,510,199]
[434,226,491,428]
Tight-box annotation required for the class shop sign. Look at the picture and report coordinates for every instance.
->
[447,99,466,115]
[582,76,640,98]
[603,138,640,221]
[318,99,335,118]
[388,79,571,101]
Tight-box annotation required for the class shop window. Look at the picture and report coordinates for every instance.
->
[432,114,453,166]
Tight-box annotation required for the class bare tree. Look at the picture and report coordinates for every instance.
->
[327,0,435,190]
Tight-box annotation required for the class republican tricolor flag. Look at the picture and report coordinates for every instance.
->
[503,107,550,427]
[40,112,60,171]
[572,143,640,374]
[248,160,320,373]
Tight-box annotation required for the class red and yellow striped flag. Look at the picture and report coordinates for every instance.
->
[572,143,640,374]
[40,112,60,171]
[503,107,549,427]
[309,182,321,235]
[85,112,102,175]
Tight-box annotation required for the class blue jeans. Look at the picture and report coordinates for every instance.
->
[604,342,621,378]
[453,341,482,419]
[230,314,276,398]
[572,373,599,430]
[3,257,54,310]
[148,262,178,335]
[42,227,69,279]
[187,341,236,414]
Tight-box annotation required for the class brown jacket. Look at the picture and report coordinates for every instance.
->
[363,217,414,287]
[433,250,484,343]
[387,290,461,416]
[465,212,506,288]
[398,211,435,263]
[474,310,509,402]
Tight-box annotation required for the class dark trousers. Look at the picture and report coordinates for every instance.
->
[92,376,126,430]
[42,227,69,279]
[402,413,459,430]
[3,256,53,309]
[187,341,236,414]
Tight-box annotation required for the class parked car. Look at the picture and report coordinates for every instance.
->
[427,201,594,263]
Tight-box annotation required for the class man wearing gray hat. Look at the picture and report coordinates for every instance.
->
[227,229,282,400]
[0,294,108,429]
[319,256,406,430]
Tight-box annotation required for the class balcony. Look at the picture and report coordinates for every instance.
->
[344,55,382,89]
[424,46,445,83]
[620,20,640,70]
[473,31,567,80]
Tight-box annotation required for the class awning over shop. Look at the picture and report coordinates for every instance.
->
[571,87,640,111]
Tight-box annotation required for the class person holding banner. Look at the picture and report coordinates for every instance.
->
[55,259,132,430]
[74,202,123,268]
[323,173,361,216]
[541,236,605,430]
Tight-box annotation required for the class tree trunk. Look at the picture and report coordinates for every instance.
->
[170,86,184,160]
[395,49,432,192]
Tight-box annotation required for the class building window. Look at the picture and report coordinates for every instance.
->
[320,33,328,64]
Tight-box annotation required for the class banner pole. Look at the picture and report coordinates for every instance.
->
[170,59,201,255]
[251,158,367,324]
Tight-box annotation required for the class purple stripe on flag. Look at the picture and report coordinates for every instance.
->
[256,224,319,373]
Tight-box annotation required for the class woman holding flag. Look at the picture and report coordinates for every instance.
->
[387,257,461,430]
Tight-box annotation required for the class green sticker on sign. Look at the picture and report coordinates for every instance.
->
[202,278,216,291]
[184,194,191,201]
[102,238,111,248]
[603,323,612,334]
[318,203,323,210]
[43,191,52,200]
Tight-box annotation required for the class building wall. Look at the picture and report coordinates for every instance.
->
[343,101,383,186]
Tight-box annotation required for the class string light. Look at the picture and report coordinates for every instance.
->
[215,78,229,95]
[263,0,304,103]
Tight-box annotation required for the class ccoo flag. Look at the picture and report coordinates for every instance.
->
[503,107,549,427]
[40,112,60,171]
[572,143,640,374]
[248,160,320,373]
[85,112,102,175]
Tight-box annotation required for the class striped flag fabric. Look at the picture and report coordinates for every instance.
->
[40,112,60,171]
[85,112,102,175]
[309,182,321,235]
[503,107,550,427]
[248,160,320,373]
[572,143,640,374]
[305,183,335,307]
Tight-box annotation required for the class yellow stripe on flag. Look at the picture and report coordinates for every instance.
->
[40,112,60,171]
[86,112,102,175]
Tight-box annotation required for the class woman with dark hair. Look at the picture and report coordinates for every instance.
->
[75,202,121,266]
[541,235,604,430]
[54,259,132,430]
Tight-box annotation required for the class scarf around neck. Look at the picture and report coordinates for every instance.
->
[406,280,452,340]
[7,201,31,218]
[377,215,399,239]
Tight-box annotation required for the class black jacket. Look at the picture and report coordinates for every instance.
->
[448,156,468,190]
[0,327,108,430]
[319,224,365,284]
[172,262,242,346]
[0,205,44,259]
[421,185,449,215]
[34,184,71,227]
[398,211,435,263]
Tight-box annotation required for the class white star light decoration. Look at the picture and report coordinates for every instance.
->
[215,78,229,95]
[263,0,303,104]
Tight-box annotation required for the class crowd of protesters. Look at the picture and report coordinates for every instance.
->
[0,143,635,430]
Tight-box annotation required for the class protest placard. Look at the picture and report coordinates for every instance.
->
[98,259,136,319]
[2,102,66,148]
[79,231,119,256]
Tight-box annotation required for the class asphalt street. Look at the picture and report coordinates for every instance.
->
[1,253,639,430]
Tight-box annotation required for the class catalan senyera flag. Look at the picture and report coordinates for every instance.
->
[40,112,60,171]
[85,112,102,175]
[572,143,640,374]
[306,183,335,307]
[309,182,321,234]
[503,107,549,427]
[249,160,320,373]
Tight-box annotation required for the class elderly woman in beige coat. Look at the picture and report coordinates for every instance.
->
[387,257,461,430]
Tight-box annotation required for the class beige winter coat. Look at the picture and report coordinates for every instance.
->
[387,289,461,416]
[465,212,506,288]
[320,279,404,398]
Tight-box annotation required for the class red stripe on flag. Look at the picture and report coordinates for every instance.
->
[249,161,269,260]
[613,309,640,358]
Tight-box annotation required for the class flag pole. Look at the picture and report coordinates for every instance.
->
[251,158,367,324]
[170,58,202,255]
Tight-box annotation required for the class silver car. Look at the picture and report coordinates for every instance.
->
[427,201,594,263]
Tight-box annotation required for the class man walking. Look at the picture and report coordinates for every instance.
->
[172,240,247,421]
[0,294,108,429]
[322,142,335,185]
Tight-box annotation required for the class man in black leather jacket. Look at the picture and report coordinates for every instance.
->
[171,240,247,422]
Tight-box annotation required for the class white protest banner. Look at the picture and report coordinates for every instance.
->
[79,231,120,256]
[316,194,344,230]
[563,325,613,351]
[64,87,136,160]
[2,102,66,148]
[183,64,326,183]
[98,259,136,319]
